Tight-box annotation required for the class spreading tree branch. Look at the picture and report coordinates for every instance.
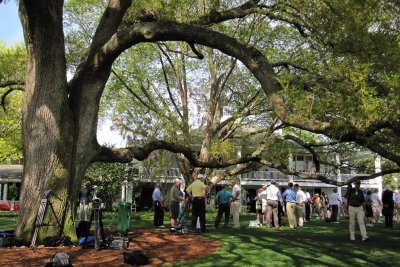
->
[1,86,25,111]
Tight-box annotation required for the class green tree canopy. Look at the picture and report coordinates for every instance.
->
[0,40,26,163]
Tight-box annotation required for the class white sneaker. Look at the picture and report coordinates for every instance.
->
[350,236,355,241]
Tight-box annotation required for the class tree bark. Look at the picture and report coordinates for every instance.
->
[16,0,78,243]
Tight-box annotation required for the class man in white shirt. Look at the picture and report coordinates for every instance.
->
[230,178,241,229]
[328,188,341,223]
[294,184,307,227]
[371,189,382,223]
[266,180,280,228]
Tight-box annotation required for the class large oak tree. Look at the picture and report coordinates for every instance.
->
[2,0,399,242]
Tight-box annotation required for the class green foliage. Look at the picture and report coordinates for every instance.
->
[84,162,127,211]
[209,139,237,161]
[0,41,26,163]
[8,184,18,200]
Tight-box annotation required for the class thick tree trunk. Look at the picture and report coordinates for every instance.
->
[15,0,85,244]
[15,0,128,244]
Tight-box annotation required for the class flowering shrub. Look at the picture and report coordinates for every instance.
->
[13,202,20,211]
[0,203,11,211]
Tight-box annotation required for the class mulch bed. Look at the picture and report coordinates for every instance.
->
[0,229,220,266]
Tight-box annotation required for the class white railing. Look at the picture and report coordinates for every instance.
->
[128,167,378,187]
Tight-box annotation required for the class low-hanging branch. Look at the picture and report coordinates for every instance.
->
[1,85,25,111]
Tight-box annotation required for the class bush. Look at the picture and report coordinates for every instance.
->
[0,203,11,211]
[13,202,20,211]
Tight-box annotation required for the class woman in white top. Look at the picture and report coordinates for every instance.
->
[255,187,264,225]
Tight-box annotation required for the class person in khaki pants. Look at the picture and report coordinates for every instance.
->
[283,182,297,229]
[230,178,241,229]
[346,179,369,241]
[294,184,306,227]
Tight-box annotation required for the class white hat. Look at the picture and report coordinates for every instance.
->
[93,185,98,188]
[197,174,205,179]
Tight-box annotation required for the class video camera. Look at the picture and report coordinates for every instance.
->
[92,198,102,209]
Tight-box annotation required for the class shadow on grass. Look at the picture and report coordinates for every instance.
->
[172,213,400,267]
[2,210,400,267]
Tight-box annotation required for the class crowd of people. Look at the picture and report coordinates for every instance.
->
[150,175,400,240]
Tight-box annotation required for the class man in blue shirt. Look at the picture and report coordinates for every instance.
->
[214,184,233,229]
[152,183,165,227]
[282,182,297,229]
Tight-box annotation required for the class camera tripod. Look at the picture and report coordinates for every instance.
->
[30,190,63,250]
[83,198,106,251]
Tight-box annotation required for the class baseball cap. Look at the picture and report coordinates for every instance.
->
[197,174,205,179]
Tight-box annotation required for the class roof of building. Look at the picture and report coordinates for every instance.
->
[0,165,23,182]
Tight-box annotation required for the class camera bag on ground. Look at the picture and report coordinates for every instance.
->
[0,230,15,247]
[78,235,95,247]
[45,252,72,267]
[108,236,129,250]
[170,226,189,235]
[43,236,72,247]
[123,250,149,266]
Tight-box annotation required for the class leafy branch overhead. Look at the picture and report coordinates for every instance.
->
[10,0,400,242]
[14,0,400,184]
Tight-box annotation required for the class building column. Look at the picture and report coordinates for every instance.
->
[288,153,294,183]
[3,183,8,201]
[375,155,383,196]
[336,154,342,197]
[121,180,127,201]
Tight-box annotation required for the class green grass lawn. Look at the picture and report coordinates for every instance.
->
[1,210,399,267]
[0,211,18,230]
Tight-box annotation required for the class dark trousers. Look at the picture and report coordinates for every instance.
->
[384,208,393,227]
[153,201,164,227]
[191,197,206,231]
[305,202,311,221]
[330,204,338,222]
[214,203,230,228]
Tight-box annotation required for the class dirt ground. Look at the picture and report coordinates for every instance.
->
[0,229,220,266]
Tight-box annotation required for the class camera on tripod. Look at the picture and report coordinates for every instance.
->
[92,198,102,209]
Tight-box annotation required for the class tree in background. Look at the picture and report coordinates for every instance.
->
[0,0,399,243]
[0,41,26,164]
[84,161,127,211]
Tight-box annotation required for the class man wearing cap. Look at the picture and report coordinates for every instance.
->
[230,178,242,229]
[266,180,280,228]
[186,174,208,232]
[169,179,184,229]
[92,185,102,201]
[345,179,369,241]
